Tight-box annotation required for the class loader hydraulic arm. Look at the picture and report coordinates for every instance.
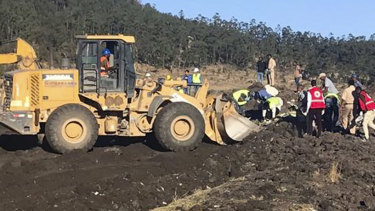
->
[0,54,19,64]
[0,38,39,70]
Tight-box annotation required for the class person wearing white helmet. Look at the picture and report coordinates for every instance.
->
[145,72,152,83]
[191,67,203,96]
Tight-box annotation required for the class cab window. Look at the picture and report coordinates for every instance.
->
[99,41,120,91]
[80,42,98,93]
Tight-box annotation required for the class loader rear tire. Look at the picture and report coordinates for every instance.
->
[45,104,98,154]
[154,102,204,152]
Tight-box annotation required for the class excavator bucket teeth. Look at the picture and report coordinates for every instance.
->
[208,93,260,143]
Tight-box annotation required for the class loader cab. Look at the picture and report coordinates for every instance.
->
[75,35,136,97]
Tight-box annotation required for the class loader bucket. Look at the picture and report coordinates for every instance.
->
[205,93,260,144]
[222,103,260,141]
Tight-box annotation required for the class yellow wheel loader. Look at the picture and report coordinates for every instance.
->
[0,35,259,154]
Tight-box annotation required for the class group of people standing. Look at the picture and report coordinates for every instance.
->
[159,68,203,96]
[296,73,375,142]
[181,68,203,96]
[256,54,276,86]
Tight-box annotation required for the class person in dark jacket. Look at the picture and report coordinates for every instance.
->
[256,57,267,84]
[296,84,307,137]
[182,70,192,94]
[351,73,363,89]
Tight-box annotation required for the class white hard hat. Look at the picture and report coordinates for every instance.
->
[319,73,326,79]
[145,72,151,77]
[265,85,279,96]
[193,68,199,73]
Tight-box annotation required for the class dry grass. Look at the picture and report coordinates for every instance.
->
[152,176,247,211]
[329,162,342,183]
[136,63,257,91]
[152,188,208,211]
[309,169,324,188]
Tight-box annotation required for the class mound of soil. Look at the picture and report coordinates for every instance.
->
[158,121,375,210]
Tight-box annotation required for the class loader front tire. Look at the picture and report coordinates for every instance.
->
[154,102,204,152]
[45,104,98,154]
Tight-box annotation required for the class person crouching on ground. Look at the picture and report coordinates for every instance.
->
[232,89,251,116]
[262,96,283,121]
[355,86,375,142]
[305,80,326,138]
[252,85,276,121]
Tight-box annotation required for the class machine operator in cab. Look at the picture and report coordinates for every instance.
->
[100,48,114,77]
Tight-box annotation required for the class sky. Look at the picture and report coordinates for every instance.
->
[141,0,375,38]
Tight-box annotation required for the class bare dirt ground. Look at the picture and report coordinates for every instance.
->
[1,118,375,210]
[0,69,374,210]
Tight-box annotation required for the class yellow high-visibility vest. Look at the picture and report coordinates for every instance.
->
[267,97,282,108]
[192,73,202,84]
[232,89,250,106]
[325,93,340,104]
[166,75,172,81]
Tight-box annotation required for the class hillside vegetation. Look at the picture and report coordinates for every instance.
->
[1,0,375,79]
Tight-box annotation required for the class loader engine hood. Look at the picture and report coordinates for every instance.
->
[2,69,80,112]
[0,69,81,135]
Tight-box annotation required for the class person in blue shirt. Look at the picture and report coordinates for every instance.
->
[251,87,274,121]
[254,89,272,101]
[182,70,192,94]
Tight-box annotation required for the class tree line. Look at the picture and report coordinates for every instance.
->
[1,0,374,81]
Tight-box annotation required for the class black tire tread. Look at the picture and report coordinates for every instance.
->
[45,104,98,154]
[153,102,204,152]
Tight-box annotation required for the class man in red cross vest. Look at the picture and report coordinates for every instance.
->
[355,86,375,142]
[305,80,326,138]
